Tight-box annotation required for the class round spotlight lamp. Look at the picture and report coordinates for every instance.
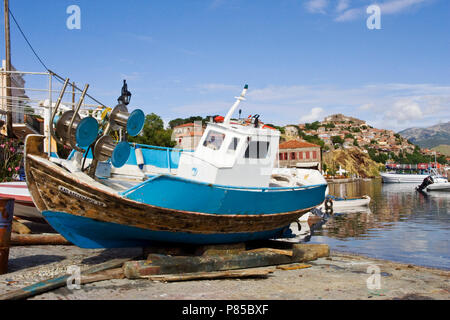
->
[56,111,99,148]
[94,136,130,168]
[109,104,145,137]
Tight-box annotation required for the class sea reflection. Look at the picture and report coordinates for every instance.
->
[309,179,450,269]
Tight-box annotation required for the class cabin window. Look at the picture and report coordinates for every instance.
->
[203,130,225,150]
[312,151,318,159]
[298,152,303,160]
[244,141,270,159]
[291,152,296,160]
[227,137,240,152]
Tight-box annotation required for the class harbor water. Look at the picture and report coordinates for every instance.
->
[309,178,450,270]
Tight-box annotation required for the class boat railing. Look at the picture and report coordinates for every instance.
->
[0,69,106,155]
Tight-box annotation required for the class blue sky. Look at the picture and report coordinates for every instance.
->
[3,0,450,131]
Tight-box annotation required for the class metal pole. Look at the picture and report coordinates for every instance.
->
[4,0,14,138]
[47,73,52,156]
[72,81,75,110]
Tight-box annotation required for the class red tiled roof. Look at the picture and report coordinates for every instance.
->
[279,139,320,149]
[174,122,202,128]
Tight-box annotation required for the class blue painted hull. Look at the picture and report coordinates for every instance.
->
[43,211,287,248]
[122,175,327,215]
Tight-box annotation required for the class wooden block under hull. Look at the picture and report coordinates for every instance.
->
[123,244,330,279]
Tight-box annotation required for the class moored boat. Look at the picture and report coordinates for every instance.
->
[319,195,371,210]
[416,172,449,192]
[380,172,430,183]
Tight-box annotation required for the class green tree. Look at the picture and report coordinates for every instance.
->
[303,134,325,148]
[129,113,175,147]
[345,133,354,139]
[331,136,344,145]
[305,121,320,130]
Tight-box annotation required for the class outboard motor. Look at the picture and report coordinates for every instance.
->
[417,176,433,192]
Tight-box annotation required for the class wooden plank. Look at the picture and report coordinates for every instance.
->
[12,220,31,235]
[0,257,136,300]
[247,248,293,257]
[142,267,275,282]
[196,243,246,256]
[276,263,312,271]
[10,233,72,246]
[80,268,124,285]
[292,244,329,261]
[124,244,329,279]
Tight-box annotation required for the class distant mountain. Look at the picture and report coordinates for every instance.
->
[398,122,450,149]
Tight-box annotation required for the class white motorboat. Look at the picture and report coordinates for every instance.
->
[381,172,430,183]
[416,170,449,192]
[425,176,449,192]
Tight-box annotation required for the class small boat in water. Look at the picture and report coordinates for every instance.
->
[319,195,371,211]
[25,83,327,248]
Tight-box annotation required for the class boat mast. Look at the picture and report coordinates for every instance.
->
[3,0,14,138]
[223,84,248,124]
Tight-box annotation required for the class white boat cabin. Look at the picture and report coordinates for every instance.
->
[177,121,280,188]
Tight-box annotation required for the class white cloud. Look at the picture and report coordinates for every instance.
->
[384,99,423,123]
[330,0,431,22]
[359,103,374,110]
[336,0,350,12]
[300,107,325,122]
[335,7,364,21]
[379,0,427,14]
[305,0,329,14]
[119,71,141,81]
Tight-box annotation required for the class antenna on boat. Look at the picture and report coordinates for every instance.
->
[223,84,248,124]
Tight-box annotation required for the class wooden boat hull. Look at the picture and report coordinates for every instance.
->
[25,135,326,248]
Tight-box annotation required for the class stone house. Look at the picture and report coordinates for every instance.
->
[278,139,322,170]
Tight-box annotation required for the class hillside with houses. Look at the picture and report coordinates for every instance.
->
[283,114,448,168]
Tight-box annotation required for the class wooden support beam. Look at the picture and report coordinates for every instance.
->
[124,244,329,279]
[10,233,72,246]
[143,267,275,282]
[11,220,31,235]
[80,268,124,285]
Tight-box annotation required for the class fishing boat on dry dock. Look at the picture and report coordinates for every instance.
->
[24,83,327,248]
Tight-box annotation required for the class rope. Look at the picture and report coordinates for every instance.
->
[8,8,49,71]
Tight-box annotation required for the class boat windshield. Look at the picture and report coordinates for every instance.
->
[203,130,225,150]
